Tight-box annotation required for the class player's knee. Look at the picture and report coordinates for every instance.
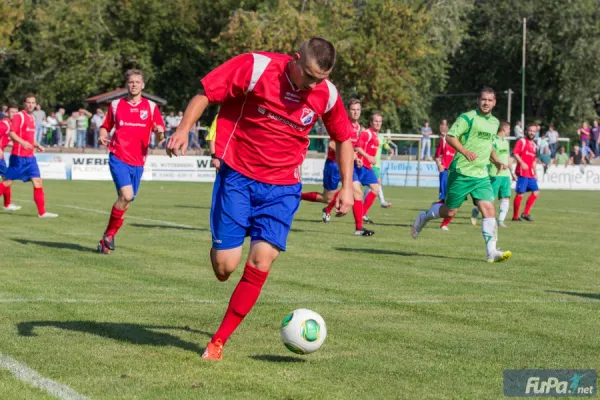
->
[120,193,134,203]
[447,208,458,218]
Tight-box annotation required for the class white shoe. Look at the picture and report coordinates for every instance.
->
[39,212,58,218]
[411,211,427,239]
[3,204,21,211]
[486,250,512,263]
[440,225,449,231]
[498,222,508,228]
[470,207,479,226]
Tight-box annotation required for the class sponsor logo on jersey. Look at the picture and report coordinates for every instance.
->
[300,108,316,126]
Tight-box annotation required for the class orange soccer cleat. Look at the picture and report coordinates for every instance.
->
[201,339,223,361]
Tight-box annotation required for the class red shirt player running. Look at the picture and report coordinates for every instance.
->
[512,124,540,222]
[0,94,57,217]
[167,37,354,360]
[0,105,22,211]
[97,69,165,254]
[435,127,456,230]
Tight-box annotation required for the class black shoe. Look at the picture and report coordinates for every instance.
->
[103,233,115,251]
[354,229,375,236]
[521,214,534,222]
[362,215,375,224]
[512,217,522,222]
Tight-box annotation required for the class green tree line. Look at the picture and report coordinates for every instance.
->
[0,0,598,135]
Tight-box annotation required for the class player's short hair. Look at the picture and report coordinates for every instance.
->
[299,37,336,71]
[370,112,383,121]
[125,69,145,82]
[499,121,510,131]
[527,123,537,130]
[348,99,361,107]
[23,93,36,102]
[479,87,495,99]
[8,104,19,110]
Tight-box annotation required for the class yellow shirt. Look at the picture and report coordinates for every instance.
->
[206,115,217,141]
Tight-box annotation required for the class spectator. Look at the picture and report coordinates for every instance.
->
[582,141,595,165]
[537,134,551,174]
[188,120,201,150]
[439,119,448,135]
[90,109,104,149]
[569,145,584,167]
[545,124,559,158]
[33,104,47,144]
[76,108,92,148]
[577,121,591,148]
[591,120,600,158]
[513,120,523,139]
[554,146,569,167]
[55,108,65,146]
[0,105,7,120]
[420,120,432,161]
[65,111,78,148]
[45,112,59,146]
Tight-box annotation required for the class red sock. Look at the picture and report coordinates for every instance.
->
[105,205,126,237]
[524,194,538,215]
[513,195,523,219]
[440,217,453,227]
[3,186,11,207]
[325,191,340,213]
[33,187,45,215]
[353,200,363,230]
[212,264,268,344]
[0,182,6,197]
[301,192,320,202]
[363,191,377,216]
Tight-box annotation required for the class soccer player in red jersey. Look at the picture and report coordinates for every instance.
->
[0,94,57,218]
[167,38,355,360]
[435,126,456,230]
[352,113,382,231]
[96,69,165,253]
[0,105,22,211]
[512,124,540,222]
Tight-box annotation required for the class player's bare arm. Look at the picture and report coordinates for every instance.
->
[435,156,444,173]
[489,148,506,173]
[167,94,209,157]
[9,130,32,150]
[512,152,528,171]
[446,135,477,162]
[98,127,110,146]
[335,139,354,216]
[355,146,376,165]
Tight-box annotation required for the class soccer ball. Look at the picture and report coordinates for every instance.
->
[280,308,327,354]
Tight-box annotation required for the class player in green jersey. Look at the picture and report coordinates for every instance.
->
[411,88,512,263]
[470,121,516,228]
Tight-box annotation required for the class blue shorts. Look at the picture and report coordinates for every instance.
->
[439,169,448,200]
[5,155,40,182]
[109,153,144,199]
[210,163,301,251]
[353,166,378,186]
[0,158,6,177]
[515,176,539,193]
[323,159,340,191]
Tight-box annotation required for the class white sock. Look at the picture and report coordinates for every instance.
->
[424,202,442,221]
[482,218,497,257]
[472,207,480,218]
[378,186,386,204]
[498,199,509,223]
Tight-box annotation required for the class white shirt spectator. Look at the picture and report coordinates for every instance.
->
[546,129,559,144]
[46,115,58,129]
[513,123,523,138]
[91,113,104,130]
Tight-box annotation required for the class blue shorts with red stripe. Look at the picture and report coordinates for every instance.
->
[210,163,301,251]
[516,176,539,193]
[109,153,144,200]
[323,159,341,191]
[4,155,40,182]
[0,158,6,177]
[353,166,378,186]
[439,169,448,200]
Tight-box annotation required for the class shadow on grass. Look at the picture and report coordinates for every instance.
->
[175,205,211,210]
[334,247,480,262]
[129,223,207,232]
[546,290,600,301]
[293,218,326,224]
[249,354,306,363]
[17,321,212,355]
[11,238,94,253]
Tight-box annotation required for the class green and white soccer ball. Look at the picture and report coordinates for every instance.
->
[280,308,327,354]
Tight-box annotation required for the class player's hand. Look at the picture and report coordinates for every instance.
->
[437,164,444,173]
[463,151,478,162]
[356,158,363,168]
[520,162,529,171]
[368,156,376,165]
[335,187,353,216]
[166,130,189,157]
[494,162,507,175]
[99,134,109,147]
[21,141,33,150]
[211,158,221,169]
[35,143,45,152]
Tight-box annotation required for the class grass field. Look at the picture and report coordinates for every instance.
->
[0,181,599,399]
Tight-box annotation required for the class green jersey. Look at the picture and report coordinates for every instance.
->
[489,135,510,177]
[375,134,391,166]
[448,109,500,178]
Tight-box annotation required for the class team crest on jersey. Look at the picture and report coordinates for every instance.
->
[140,110,148,120]
[300,108,316,126]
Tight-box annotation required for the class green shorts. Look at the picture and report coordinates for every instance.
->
[490,176,511,199]
[445,171,494,209]
[372,166,380,179]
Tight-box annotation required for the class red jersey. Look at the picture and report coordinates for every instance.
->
[513,137,537,178]
[327,120,361,162]
[10,111,36,157]
[202,52,352,185]
[435,136,456,170]
[0,118,11,152]
[102,98,165,166]
[356,128,379,170]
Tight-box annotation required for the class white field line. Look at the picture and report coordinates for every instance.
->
[0,298,596,305]
[0,352,88,400]
[16,200,204,230]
